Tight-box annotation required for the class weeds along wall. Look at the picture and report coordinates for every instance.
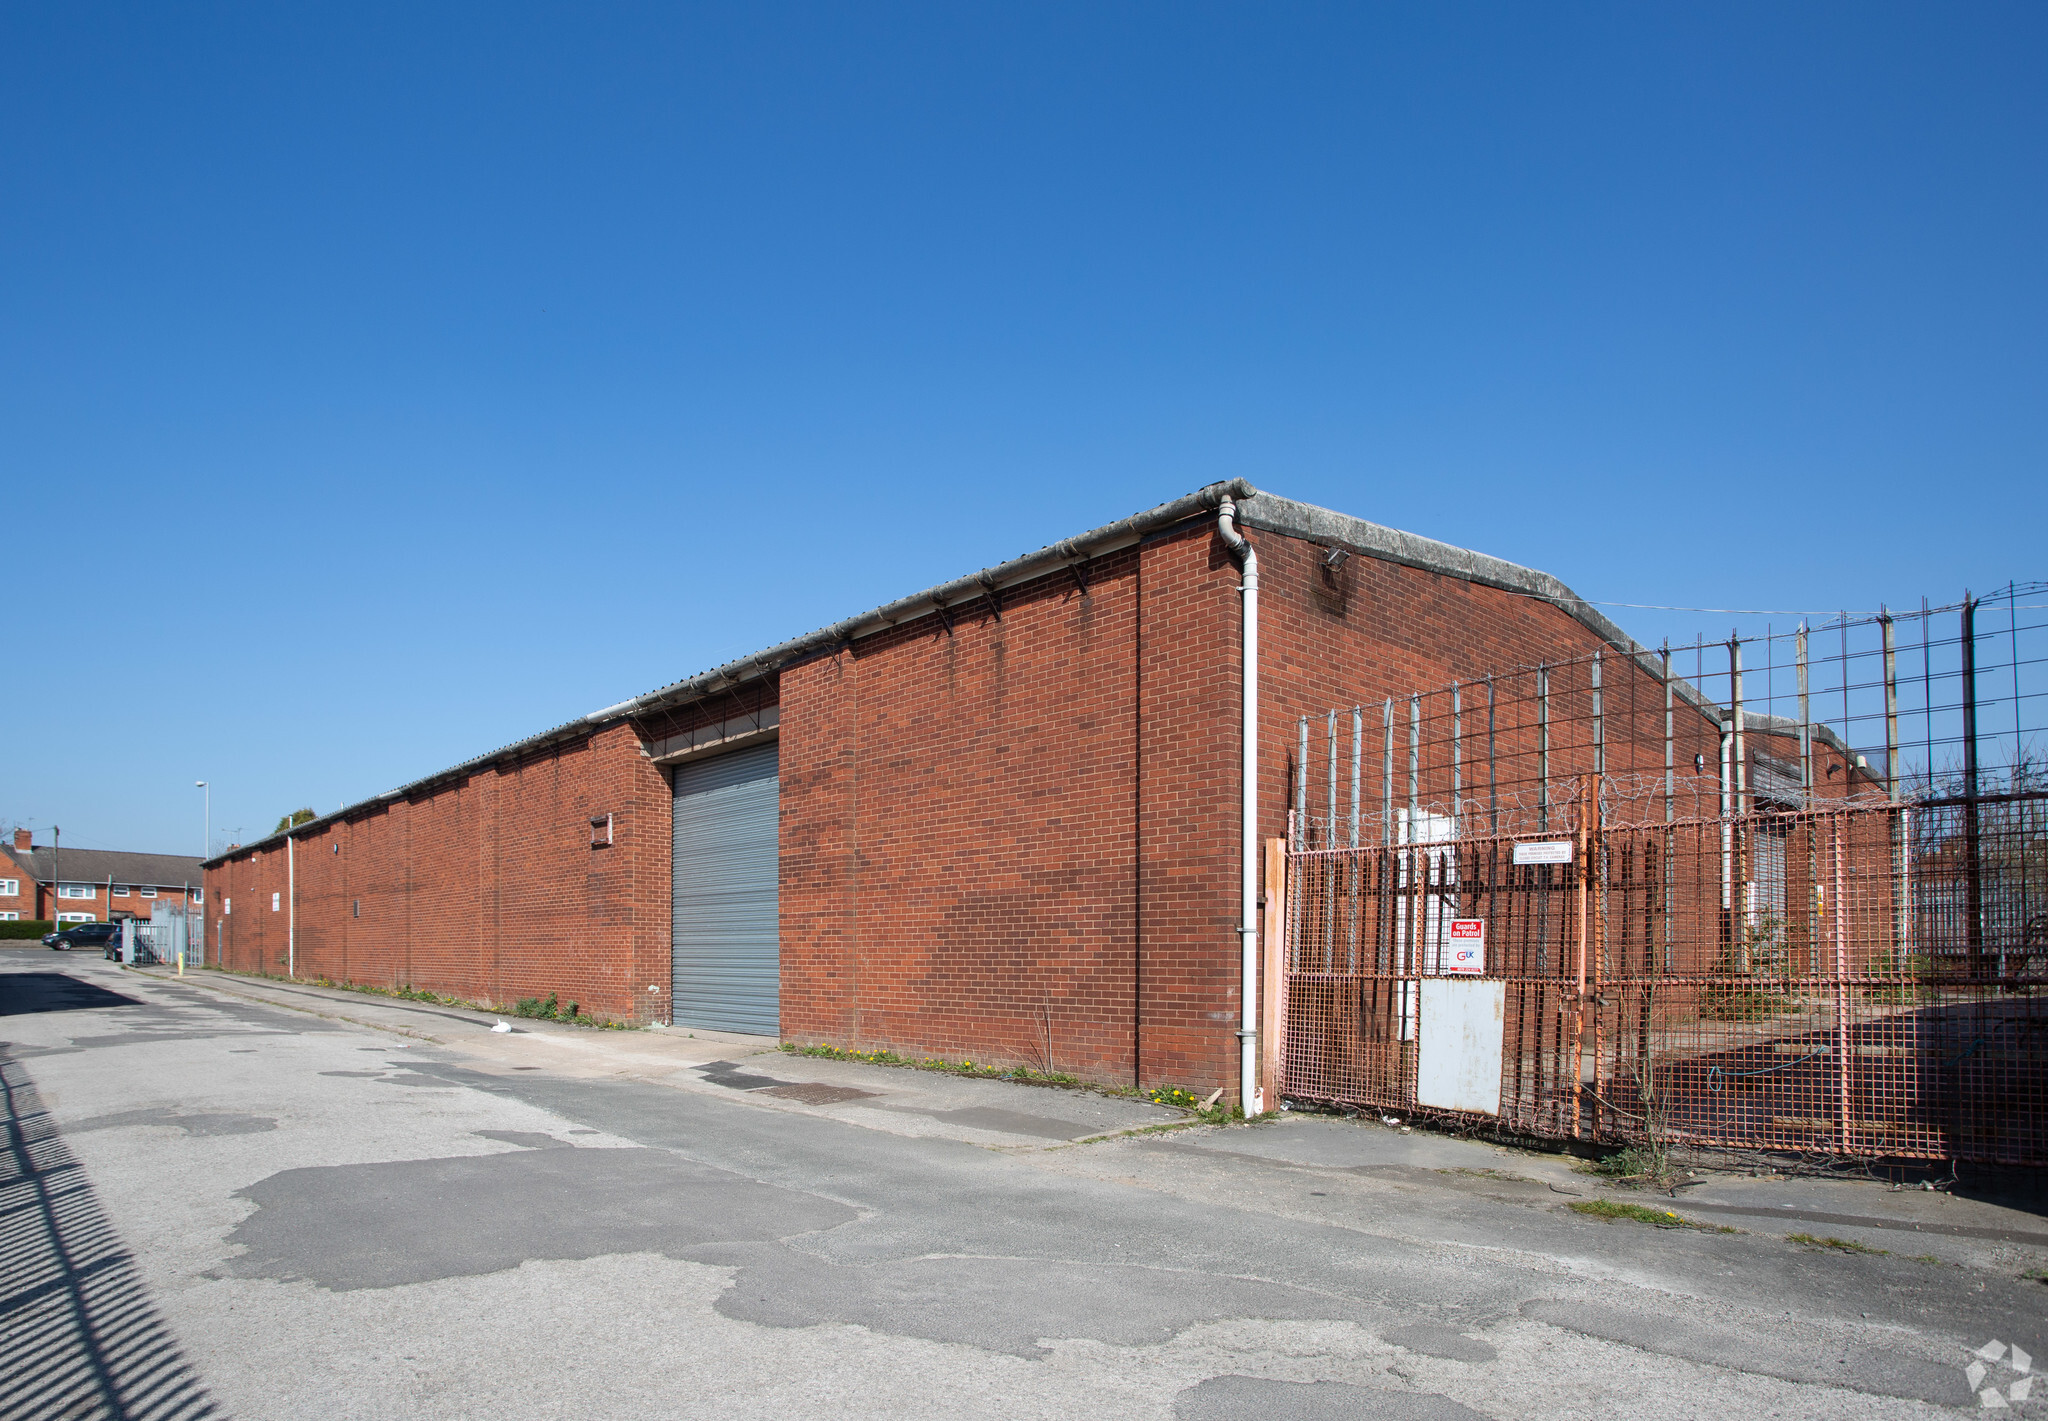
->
[204,722,673,1022]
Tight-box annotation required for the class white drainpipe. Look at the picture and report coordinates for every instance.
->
[1217,497,1262,1116]
[287,832,296,978]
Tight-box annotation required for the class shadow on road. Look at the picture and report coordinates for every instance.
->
[0,1048,221,1419]
[0,972,145,1017]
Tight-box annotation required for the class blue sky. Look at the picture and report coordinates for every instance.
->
[4,3,2043,857]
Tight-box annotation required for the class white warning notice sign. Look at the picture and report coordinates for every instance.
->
[1447,919,1486,974]
[1512,839,1574,866]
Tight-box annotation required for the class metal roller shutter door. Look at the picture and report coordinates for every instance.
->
[670,742,780,1034]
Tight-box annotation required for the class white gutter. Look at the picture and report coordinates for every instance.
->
[1217,497,1262,1116]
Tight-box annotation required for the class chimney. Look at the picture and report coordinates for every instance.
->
[11,828,29,852]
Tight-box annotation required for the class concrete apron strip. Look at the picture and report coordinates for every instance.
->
[1519,1299,1963,1407]
[131,967,519,1035]
[1161,1140,2048,1253]
[134,969,664,1050]
[1674,1199,2048,1248]
[140,971,773,1089]
[138,969,1147,1148]
[693,1059,1172,1145]
[127,969,456,1045]
[144,969,777,1049]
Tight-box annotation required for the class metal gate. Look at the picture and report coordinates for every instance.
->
[670,741,780,1035]
[1277,589,2048,1164]
[1284,798,2046,1162]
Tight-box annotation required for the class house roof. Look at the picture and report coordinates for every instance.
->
[5,845,205,890]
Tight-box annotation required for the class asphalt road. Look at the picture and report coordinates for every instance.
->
[3,953,2043,1420]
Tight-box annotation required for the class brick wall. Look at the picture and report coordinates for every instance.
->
[204,722,672,1022]
[779,542,1156,1082]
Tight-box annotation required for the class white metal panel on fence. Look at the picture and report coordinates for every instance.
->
[670,742,780,1035]
[1415,979,1505,1115]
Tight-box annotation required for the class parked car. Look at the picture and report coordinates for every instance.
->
[43,922,120,952]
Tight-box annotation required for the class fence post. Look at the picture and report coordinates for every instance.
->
[1591,651,1605,785]
[1882,609,1905,979]
[1662,643,1674,972]
[1961,592,1985,976]
[1294,717,1308,847]
[1590,772,1606,1140]
[1486,675,1499,836]
[1286,809,1302,976]
[1573,774,1592,1138]
[1326,709,1339,958]
[1350,707,1362,846]
[1901,804,1914,974]
[1327,709,1339,834]
[1882,610,1899,802]
[1382,698,1394,847]
[1262,836,1287,1109]
[1408,694,1421,825]
[1833,815,1852,1154]
[1451,683,1463,826]
[1797,624,1812,806]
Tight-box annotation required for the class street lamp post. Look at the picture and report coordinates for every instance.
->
[196,782,209,861]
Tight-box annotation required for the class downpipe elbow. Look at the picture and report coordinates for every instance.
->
[1218,498,1259,584]
[1217,497,1248,555]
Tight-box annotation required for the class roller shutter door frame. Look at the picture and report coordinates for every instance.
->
[669,741,779,1035]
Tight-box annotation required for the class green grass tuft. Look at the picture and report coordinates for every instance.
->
[214,965,631,1028]
[778,1043,1248,1117]
[782,1042,1113,1093]
[1568,1198,1738,1232]
[1786,1232,1887,1255]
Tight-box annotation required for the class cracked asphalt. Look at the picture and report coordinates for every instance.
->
[3,952,2044,1419]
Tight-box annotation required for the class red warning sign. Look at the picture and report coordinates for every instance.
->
[1446,919,1486,974]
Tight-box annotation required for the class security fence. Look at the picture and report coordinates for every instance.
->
[1278,586,2048,1164]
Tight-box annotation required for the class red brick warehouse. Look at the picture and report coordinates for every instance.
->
[205,483,1721,1105]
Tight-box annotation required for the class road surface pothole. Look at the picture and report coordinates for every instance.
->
[760,1082,879,1105]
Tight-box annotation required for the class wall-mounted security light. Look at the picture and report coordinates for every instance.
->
[1321,547,1350,572]
[590,813,614,848]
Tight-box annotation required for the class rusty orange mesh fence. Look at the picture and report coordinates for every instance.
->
[1279,588,2048,1163]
